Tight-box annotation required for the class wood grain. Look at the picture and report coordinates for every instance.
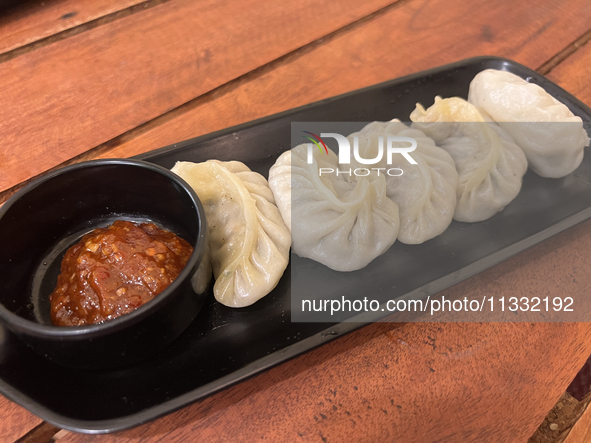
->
[0,0,397,194]
[537,27,591,76]
[0,394,43,442]
[15,422,60,443]
[563,398,591,443]
[0,0,147,55]
[543,42,591,443]
[58,218,591,441]
[547,40,591,105]
[92,0,591,160]
[3,0,591,441]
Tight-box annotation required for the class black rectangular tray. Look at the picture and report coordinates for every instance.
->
[1,56,590,434]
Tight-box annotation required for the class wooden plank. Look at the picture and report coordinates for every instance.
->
[542,43,591,443]
[0,394,43,442]
[59,220,591,442]
[547,41,591,105]
[0,0,147,55]
[563,399,591,443]
[53,0,591,440]
[0,0,397,194]
[15,422,60,443]
[94,0,591,161]
[4,1,591,441]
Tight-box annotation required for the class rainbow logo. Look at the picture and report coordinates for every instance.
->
[303,131,329,154]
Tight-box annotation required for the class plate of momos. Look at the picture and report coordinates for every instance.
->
[170,67,589,306]
[8,57,591,433]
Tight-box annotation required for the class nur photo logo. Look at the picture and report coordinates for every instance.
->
[302,130,418,177]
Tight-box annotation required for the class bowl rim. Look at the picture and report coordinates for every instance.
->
[0,158,206,339]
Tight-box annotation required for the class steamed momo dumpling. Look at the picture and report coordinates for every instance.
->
[411,97,528,222]
[346,120,458,244]
[268,143,355,232]
[468,69,589,178]
[268,145,399,272]
[171,160,290,308]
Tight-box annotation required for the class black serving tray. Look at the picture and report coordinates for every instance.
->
[1,56,590,433]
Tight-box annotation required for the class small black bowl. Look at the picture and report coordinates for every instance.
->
[0,159,207,369]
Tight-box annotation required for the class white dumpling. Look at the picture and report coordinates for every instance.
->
[171,160,291,308]
[268,144,357,232]
[268,145,399,272]
[346,120,458,244]
[411,96,528,222]
[468,69,589,178]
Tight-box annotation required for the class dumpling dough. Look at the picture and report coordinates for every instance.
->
[346,120,458,244]
[172,160,291,308]
[268,145,399,272]
[468,69,589,178]
[411,96,528,222]
[410,97,527,222]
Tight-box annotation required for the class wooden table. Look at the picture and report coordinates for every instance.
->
[2,0,591,441]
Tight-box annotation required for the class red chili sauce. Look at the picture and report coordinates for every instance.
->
[50,220,193,326]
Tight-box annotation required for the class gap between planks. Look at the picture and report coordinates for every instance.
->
[14,421,60,443]
[0,0,406,207]
[2,2,591,437]
[1,8,591,206]
[1,3,590,207]
[537,26,591,75]
[0,0,170,64]
[2,6,591,203]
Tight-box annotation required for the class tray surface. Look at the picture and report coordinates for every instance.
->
[1,56,590,433]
